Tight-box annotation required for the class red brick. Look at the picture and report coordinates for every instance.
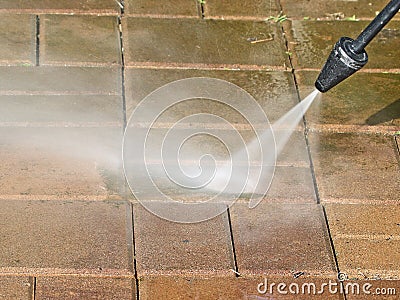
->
[36,277,135,300]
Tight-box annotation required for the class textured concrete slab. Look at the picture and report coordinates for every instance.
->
[309,132,400,203]
[0,15,35,66]
[281,0,399,20]
[41,15,121,66]
[0,200,132,274]
[204,0,280,19]
[285,20,400,70]
[0,127,124,200]
[36,277,135,300]
[0,66,121,95]
[296,71,400,128]
[325,203,400,280]
[325,204,400,236]
[333,238,400,280]
[133,203,234,275]
[0,0,120,14]
[125,0,200,17]
[0,95,123,124]
[123,18,289,68]
[0,276,32,300]
[125,68,298,123]
[139,276,242,300]
[230,203,336,276]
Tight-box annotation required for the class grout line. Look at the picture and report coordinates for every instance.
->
[226,206,240,277]
[199,0,205,19]
[394,135,400,168]
[130,204,140,300]
[322,206,343,286]
[117,8,127,130]
[35,15,40,66]
[32,277,37,300]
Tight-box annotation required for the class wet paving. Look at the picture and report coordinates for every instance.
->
[0,0,399,299]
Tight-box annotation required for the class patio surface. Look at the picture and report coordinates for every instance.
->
[0,0,399,299]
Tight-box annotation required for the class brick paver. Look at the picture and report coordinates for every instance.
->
[125,0,200,17]
[36,277,135,300]
[309,132,399,203]
[230,203,336,275]
[0,200,132,274]
[0,276,32,300]
[204,0,280,19]
[0,15,35,66]
[123,18,290,69]
[0,66,121,94]
[0,0,119,14]
[125,69,298,122]
[41,15,121,66]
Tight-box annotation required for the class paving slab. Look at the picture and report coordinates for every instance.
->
[123,18,289,68]
[204,0,280,19]
[139,275,242,300]
[325,203,400,280]
[309,132,400,203]
[0,0,119,14]
[0,95,123,124]
[36,277,135,300]
[0,127,124,200]
[0,276,32,300]
[285,20,400,70]
[0,15,36,66]
[133,203,234,275]
[125,0,200,17]
[325,204,400,236]
[230,203,336,276]
[0,66,121,95]
[281,0,400,20]
[0,200,132,274]
[125,68,298,123]
[41,15,121,66]
[296,71,400,128]
[333,238,400,280]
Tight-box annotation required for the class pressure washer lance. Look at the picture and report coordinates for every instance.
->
[315,0,400,93]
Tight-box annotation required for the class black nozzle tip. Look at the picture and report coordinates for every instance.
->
[315,37,368,93]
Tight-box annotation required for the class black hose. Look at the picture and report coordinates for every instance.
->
[352,0,400,53]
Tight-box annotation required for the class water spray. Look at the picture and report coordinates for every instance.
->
[315,0,400,93]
